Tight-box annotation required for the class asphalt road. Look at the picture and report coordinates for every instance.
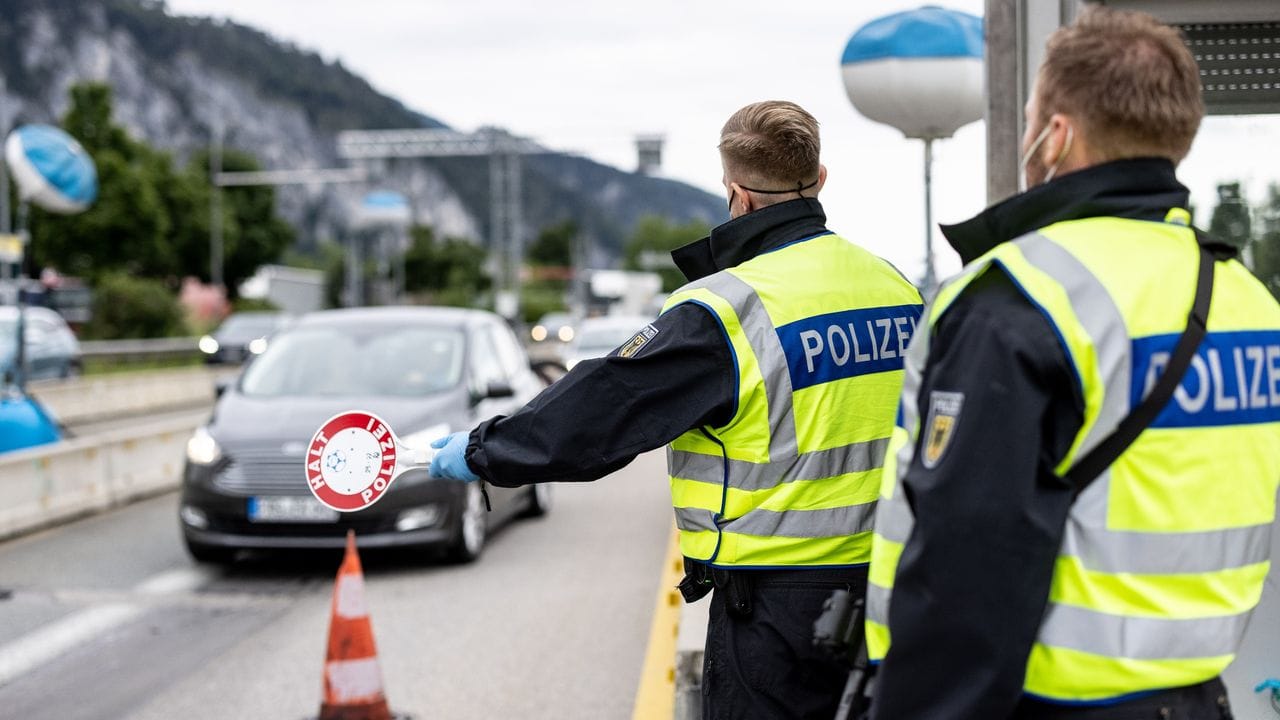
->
[0,450,673,720]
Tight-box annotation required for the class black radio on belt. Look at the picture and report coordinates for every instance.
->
[812,588,865,666]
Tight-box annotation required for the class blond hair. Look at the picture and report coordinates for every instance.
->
[719,101,821,191]
[1037,5,1203,162]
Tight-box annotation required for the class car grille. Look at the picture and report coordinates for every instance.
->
[214,443,312,496]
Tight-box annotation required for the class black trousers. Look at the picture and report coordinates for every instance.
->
[702,565,867,720]
[1010,677,1234,720]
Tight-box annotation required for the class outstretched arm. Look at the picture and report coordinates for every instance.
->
[458,304,736,486]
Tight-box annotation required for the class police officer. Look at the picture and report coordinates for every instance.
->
[430,100,923,719]
[865,7,1280,719]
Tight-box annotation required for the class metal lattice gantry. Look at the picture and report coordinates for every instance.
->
[336,127,551,318]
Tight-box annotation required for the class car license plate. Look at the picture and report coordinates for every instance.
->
[248,496,340,523]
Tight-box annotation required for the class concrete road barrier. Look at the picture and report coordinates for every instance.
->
[0,412,204,541]
[29,367,224,427]
[675,596,710,720]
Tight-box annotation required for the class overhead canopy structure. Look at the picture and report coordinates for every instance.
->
[335,127,550,320]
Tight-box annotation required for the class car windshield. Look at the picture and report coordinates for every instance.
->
[239,324,465,398]
[217,314,282,337]
[576,324,644,352]
[539,313,572,329]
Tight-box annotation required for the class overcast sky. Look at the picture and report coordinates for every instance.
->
[166,0,1280,280]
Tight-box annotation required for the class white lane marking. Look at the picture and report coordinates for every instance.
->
[0,566,214,688]
[134,566,215,595]
[0,604,140,688]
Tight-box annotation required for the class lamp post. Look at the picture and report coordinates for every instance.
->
[3,125,97,395]
[841,6,984,297]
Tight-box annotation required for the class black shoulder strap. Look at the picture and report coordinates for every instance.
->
[1062,234,1216,496]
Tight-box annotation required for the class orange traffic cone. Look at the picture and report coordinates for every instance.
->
[318,530,395,720]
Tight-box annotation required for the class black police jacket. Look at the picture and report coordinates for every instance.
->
[869,159,1209,720]
[464,198,830,486]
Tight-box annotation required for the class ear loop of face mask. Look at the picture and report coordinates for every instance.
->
[730,177,820,211]
[1019,124,1074,192]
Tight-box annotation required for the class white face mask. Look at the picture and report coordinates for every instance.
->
[1019,123,1074,192]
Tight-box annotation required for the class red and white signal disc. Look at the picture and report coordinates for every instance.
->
[306,410,399,512]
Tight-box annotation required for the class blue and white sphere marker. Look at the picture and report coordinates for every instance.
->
[4,124,98,214]
[841,6,984,140]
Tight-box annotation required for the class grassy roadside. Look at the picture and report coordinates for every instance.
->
[82,355,206,377]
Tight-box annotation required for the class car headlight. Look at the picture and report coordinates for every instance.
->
[248,337,268,355]
[186,426,222,465]
[530,325,547,342]
[198,335,219,354]
[558,326,575,342]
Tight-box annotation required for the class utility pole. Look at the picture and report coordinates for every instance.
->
[209,120,224,290]
[505,150,523,320]
[922,138,936,295]
[0,88,11,284]
[0,91,9,237]
[488,150,508,315]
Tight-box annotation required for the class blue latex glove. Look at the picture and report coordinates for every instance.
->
[430,432,480,482]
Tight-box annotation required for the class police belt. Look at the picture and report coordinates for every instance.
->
[678,558,865,617]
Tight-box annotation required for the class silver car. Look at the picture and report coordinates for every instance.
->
[0,305,83,381]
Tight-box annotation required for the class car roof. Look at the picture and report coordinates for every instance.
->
[0,306,64,323]
[222,311,286,320]
[578,315,653,330]
[294,305,500,330]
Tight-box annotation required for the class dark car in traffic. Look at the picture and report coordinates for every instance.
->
[199,311,292,365]
[179,306,551,564]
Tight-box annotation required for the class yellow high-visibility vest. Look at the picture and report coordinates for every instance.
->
[867,212,1280,701]
[663,232,923,567]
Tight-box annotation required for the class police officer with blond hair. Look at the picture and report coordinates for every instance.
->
[431,100,922,718]
[865,7,1280,719]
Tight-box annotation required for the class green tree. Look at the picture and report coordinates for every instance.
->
[402,225,491,307]
[527,219,577,267]
[1209,182,1252,250]
[623,215,710,292]
[82,272,186,339]
[188,149,294,297]
[32,83,174,279]
[1248,184,1280,301]
[519,220,579,321]
[31,82,291,300]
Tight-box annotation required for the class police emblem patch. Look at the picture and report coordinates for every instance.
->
[617,324,659,358]
[922,391,964,469]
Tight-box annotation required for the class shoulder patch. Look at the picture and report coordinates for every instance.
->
[617,324,659,358]
[922,391,964,469]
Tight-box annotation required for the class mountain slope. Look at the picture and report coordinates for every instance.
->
[0,0,725,260]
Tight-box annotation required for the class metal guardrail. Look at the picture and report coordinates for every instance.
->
[78,336,201,361]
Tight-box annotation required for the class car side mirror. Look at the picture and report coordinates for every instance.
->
[483,381,515,400]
